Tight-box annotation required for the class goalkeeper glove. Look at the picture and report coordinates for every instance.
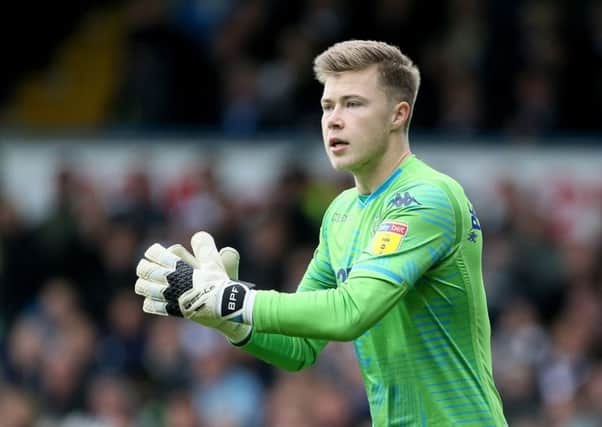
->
[134,232,254,344]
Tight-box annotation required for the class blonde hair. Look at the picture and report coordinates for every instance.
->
[314,40,421,131]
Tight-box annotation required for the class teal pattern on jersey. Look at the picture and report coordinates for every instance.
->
[316,155,506,425]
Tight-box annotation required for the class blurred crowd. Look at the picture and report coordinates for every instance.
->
[1,1,602,425]
[1,0,601,136]
[0,156,601,427]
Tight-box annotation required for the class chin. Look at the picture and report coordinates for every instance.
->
[330,158,357,172]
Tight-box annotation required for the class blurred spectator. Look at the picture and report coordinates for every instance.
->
[493,298,548,419]
[95,290,147,376]
[0,149,601,425]
[143,317,191,391]
[499,180,567,322]
[300,0,346,46]
[109,168,167,241]
[58,373,137,427]
[507,69,558,137]
[517,0,565,71]
[568,363,602,426]
[315,341,370,421]
[239,211,290,290]
[38,342,88,417]
[190,342,264,427]
[538,296,599,421]
[437,68,482,134]
[213,0,268,63]
[3,316,46,390]
[87,221,139,324]
[39,166,106,299]
[281,246,315,292]
[85,373,137,426]
[256,29,317,128]
[221,60,261,136]
[172,0,239,49]
[0,385,38,427]
[164,162,235,244]
[0,196,44,327]
[114,0,222,126]
[1,0,600,133]
[265,371,354,427]
[164,391,203,427]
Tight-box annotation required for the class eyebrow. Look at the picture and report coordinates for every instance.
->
[320,94,368,104]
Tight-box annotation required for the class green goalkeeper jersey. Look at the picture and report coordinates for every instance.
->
[240,155,506,426]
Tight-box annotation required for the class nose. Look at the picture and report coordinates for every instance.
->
[326,106,344,130]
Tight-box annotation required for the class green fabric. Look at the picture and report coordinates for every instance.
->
[243,155,506,426]
[240,329,327,372]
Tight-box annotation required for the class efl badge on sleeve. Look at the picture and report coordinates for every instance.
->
[371,221,408,255]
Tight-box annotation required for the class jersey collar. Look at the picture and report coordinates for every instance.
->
[357,163,405,208]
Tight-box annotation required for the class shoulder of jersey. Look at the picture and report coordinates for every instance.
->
[329,187,357,207]
[321,187,357,221]
[384,177,453,211]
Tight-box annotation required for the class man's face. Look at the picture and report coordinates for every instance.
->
[320,66,395,174]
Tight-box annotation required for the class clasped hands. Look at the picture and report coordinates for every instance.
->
[134,231,255,343]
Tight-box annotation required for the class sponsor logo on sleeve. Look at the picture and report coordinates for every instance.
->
[467,204,481,243]
[469,205,481,230]
[371,221,409,255]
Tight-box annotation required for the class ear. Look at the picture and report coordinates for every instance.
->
[391,101,410,131]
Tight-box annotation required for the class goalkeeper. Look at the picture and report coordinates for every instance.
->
[135,40,507,426]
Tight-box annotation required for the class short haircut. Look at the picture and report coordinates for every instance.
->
[314,40,421,131]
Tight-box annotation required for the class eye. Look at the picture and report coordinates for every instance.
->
[347,100,361,108]
[321,104,333,112]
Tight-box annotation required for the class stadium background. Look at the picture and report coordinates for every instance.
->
[0,0,601,426]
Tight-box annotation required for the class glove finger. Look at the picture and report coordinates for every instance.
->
[220,247,240,280]
[143,298,184,317]
[136,259,171,284]
[144,243,180,269]
[143,298,169,316]
[190,231,223,266]
[135,278,168,300]
[168,244,200,269]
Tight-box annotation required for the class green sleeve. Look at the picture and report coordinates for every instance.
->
[252,183,458,341]
[350,182,459,287]
[237,212,336,368]
[237,329,326,371]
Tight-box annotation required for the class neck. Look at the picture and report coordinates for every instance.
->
[354,142,411,195]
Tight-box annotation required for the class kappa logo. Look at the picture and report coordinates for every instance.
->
[389,192,421,208]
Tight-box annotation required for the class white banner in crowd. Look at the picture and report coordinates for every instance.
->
[1,138,601,241]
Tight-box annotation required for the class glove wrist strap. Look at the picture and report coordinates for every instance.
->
[220,281,256,324]
[243,289,256,324]
[219,323,253,345]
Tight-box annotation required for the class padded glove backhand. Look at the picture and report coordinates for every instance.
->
[134,232,255,343]
[176,231,255,325]
[135,244,194,317]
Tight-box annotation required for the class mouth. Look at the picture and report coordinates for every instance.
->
[329,137,350,149]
